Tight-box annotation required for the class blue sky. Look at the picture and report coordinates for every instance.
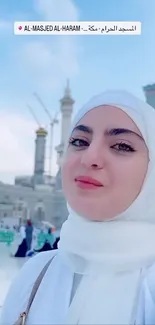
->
[0,0,155,183]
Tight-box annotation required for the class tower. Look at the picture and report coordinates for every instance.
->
[143,83,155,109]
[56,80,74,167]
[33,127,48,186]
[54,81,74,227]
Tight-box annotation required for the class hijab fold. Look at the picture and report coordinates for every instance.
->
[59,90,155,324]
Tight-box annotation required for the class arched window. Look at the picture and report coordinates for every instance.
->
[34,200,45,223]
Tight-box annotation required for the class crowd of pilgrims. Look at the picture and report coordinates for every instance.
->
[12,219,60,258]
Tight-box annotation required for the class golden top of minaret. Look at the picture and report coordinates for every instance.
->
[36,127,47,136]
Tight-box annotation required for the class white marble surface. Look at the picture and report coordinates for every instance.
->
[0,231,59,310]
[0,243,28,307]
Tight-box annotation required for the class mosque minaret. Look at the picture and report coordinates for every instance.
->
[56,79,75,167]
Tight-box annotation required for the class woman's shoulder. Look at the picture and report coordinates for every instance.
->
[0,250,57,323]
[13,250,57,284]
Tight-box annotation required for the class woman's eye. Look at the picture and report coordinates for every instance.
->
[111,142,135,152]
[69,138,89,148]
[68,138,135,152]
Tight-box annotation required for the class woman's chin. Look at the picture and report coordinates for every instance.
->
[69,201,112,222]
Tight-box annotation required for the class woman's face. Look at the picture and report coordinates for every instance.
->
[62,105,149,221]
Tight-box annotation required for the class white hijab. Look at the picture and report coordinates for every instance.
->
[59,90,155,324]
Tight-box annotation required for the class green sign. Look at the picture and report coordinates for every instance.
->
[0,231,14,246]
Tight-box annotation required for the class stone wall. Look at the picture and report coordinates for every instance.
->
[0,184,68,230]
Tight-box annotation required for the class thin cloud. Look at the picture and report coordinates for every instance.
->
[34,0,80,21]
[0,19,11,31]
[0,108,59,183]
[0,0,81,183]
[14,0,82,92]
[0,110,35,174]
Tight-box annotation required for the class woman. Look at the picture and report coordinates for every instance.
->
[25,220,33,252]
[14,222,28,258]
[34,228,54,253]
[1,89,155,324]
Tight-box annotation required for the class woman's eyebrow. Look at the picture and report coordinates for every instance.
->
[105,128,144,141]
[72,125,144,141]
[72,124,93,134]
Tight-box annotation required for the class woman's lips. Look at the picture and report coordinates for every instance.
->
[75,176,103,189]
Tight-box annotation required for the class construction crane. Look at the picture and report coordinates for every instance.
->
[33,92,59,178]
[27,104,41,127]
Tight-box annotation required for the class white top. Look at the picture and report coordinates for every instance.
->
[20,226,26,239]
[1,250,155,325]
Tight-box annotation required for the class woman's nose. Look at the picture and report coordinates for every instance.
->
[80,143,106,169]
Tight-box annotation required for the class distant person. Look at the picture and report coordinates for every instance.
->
[3,90,155,324]
[25,219,33,251]
[47,227,55,245]
[52,236,60,250]
[14,222,27,258]
[34,227,54,253]
[34,241,52,253]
